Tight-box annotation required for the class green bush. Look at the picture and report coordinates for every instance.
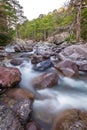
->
[0,33,12,46]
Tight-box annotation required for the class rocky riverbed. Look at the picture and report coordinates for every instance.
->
[0,40,87,130]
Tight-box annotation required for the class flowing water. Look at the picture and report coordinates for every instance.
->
[3,51,87,130]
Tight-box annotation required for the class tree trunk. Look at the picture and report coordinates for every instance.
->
[76,1,82,42]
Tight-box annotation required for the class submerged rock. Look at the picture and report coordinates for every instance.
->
[32,72,58,89]
[54,60,78,77]
[52,109,87,130]
[0,67,21,88]
[0,104,23,130]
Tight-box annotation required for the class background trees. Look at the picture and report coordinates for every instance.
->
[0,0,26,45]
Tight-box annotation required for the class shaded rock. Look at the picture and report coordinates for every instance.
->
[54,60,78,77]
[0,97,32,124]
[26,122,44,130]
[5,88,35,100]
[42,53,50,60]
[0,88,7,95]
[10,58,23,66]
[0,88,34,124]
[32,72,58,89]
[31,54,43,64]
[14,45,21,52]
[52,109,87,130]
[0,104,23,130]
[33,60,53,71]
[77,63,87,72]
[0,67,21,88]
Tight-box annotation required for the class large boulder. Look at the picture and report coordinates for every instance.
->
[54,60,78,77]
[0,67,21,88]
[32,72,58,89]
[47,32,69,44]
[0,104,23,130]
[59,43,87,71]
[52,109,87,130]
[0,88,34,124]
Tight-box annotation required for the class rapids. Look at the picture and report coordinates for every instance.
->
[3,51,87,130]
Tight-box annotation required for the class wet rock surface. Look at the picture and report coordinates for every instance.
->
[10,58,23,66]
[0,67,21,88]
[33,60,53,71]
[52,109,87,130]
[0,104,23,130]
[32,72,58,89]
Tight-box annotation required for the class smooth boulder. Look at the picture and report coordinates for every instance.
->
[0,67,21,88]
[10,58,23,66]
[32,72,58,89]
[54,60,78,77]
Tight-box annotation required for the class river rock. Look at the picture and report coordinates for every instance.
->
[0,97,32,124]
[32,72,58,89]
[59,43,87,70]
[0,88,34,124]
[33,60,53,71]
[4,88,35,100]
[31,54,43,64]
[10,58,23,66]
[26,122,44,130]
[0,104,23,130]
[54,60,78,77]
[52,109,87,130]
[0,67,21,88]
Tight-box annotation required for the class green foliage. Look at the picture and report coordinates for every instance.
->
[17,0,87,41]
[81,8,87,40]
[0,0,25,45]
[0,33,12,46]
[66,33,76,43]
